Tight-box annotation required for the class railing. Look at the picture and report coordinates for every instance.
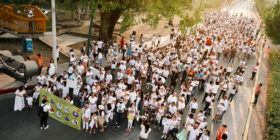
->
[0,4,49,34]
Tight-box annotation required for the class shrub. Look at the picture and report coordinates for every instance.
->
[266,52,280,139]
[264,2,280,44]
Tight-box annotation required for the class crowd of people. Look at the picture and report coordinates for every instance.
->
[13,10,267,140]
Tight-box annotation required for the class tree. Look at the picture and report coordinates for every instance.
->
[264,1,280,44]
[58,0,191,41]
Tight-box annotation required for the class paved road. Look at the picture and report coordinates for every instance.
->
[0,0,265,140]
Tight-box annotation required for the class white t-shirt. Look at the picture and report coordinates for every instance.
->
[77,65,84,74]
[26,97,33,106]
[199,133,209,140]
[97,41,103,49]
[127,75,135,84]
[140,125,151,139]
[188,127,199,140]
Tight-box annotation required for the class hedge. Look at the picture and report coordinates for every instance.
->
[266,52,280,139]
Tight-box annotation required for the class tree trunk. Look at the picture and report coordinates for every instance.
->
[99,9,122,41]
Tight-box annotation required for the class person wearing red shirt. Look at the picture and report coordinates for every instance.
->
[253,83,263,105]
[36,53,43,74]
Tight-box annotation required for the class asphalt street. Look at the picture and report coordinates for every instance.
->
[0,0,263,140]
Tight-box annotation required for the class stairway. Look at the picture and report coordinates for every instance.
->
[0,4,49,37]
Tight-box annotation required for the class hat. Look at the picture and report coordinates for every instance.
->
[98,105,104,110]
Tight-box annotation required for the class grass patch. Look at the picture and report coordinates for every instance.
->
[266,51,280,139]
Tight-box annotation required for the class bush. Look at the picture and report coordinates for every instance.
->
[266,52,280,139]
[264,2,280,44]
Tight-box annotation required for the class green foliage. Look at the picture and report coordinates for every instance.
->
[192,0,222,11]
[266,52,280,139]
[179,9,202,36]
[57,0,197,39]
[264,2,280,44]
[1,0,33,5]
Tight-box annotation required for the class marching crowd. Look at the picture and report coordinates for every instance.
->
[13,10,266,140]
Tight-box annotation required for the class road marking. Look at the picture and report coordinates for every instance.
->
[242,41,263,140]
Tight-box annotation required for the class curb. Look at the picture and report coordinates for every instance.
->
[0,84,36,95]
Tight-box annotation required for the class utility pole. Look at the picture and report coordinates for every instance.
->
[87,12,93,56]
[51,0,57,70]
[87,0,98,56]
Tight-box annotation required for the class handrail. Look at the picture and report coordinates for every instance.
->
[0,3,49,34]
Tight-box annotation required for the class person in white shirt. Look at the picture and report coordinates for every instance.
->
[77,62,85,75]
[212,81,220,96]
[48,59,56,76]
[151,34,157,47]
[116,99,126,127]
[33,83,41,102]
[161,115,171,139]
[188,124,200,140]
[168,102,177,115]
[98,52,103,66]
[228,85,238,102]
[168,92,177,104]
[127,73,135,89]
[26,96,33,109]
[86,69,93,84]
[69,54,77,66]
[37,74,46,85]
[82,104,91,133]
[97,40,103,53]
[40,99,51,130]
[139,121,151,140]
[225,64,233,78]
[189,98,198,114]
[14,86,26,111]
[199,130,210,140]
[217,81,229,100]
[203,81,213,102]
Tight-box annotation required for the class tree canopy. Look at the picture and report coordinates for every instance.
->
[56,0,197,40]
[2,0,200,40]
[264,1,280,44]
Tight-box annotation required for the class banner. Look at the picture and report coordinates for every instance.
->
[39,89,82,130]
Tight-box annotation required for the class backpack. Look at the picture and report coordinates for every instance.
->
[38,104,46,117]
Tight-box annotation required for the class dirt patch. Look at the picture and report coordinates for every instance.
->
[0,38,68,67]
